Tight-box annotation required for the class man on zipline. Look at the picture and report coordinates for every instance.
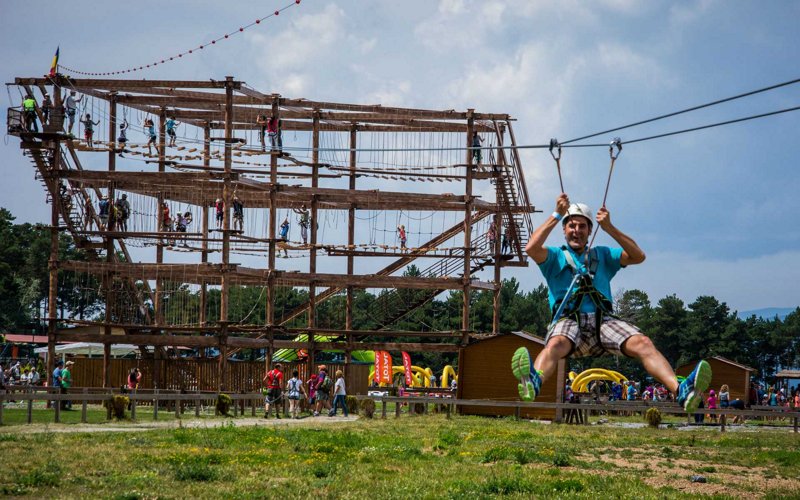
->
[512,193,711,413]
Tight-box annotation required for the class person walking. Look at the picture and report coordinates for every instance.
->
[329,370,348,417]
[511,193,711,414]
[286,370,307,419]
[313,366,332,416]
[61,361,74,410]
[262,362,284,419]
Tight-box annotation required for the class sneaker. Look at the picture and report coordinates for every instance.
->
[313,411,319,417]
[275,414,281,419]
[677,360,712,413]
[263,413,268,419]
[511,347,541,401]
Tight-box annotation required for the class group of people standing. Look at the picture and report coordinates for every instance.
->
[262,363,349,419]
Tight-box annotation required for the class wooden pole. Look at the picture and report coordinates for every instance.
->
[103,93,117,388]
[219,76,235,391]
[265,96,280,373]
[307,110,320,375]
[462,112,475,340]
[345,124,357,369]
[47,86,62,392]
[199,124,210,332]
[153,107,167,390]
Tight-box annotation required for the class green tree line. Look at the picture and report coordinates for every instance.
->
[1,207,797,381]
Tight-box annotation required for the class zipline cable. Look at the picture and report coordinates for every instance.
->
[562,76,800,145]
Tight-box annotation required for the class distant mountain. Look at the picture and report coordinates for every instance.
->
[737,307,796,320]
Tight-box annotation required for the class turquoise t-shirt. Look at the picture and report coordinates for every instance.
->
[538,245,623,313]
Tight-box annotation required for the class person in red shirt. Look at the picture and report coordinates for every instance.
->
[262,362,284,419]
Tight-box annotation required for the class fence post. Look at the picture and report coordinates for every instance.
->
[54,390,61,423]
[251,394,256,417]
[0,391,4,425]
[720,413,726,432]
[515,405,521,421]
[81,388,88,423]
[175,395,181,419]
[381,400,387,419]
[195,391,201,417]
[153,389,159,420]
[106,394,112,420]
[131,393,137,420]
[233,396,238,417]
[27,397,33,424]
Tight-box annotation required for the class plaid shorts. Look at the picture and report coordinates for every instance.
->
[546,313,642,357]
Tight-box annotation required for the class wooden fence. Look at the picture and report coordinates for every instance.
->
[2,390,798,433]
[66,359,370,394]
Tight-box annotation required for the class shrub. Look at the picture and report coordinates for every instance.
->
[346,395,359,415]
[216,394,232,417]
[645,407,662,428]
[360,399,376,419]
[106,395,129,419]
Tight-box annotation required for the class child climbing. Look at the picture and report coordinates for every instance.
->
[118,119,129,156]
[232,194,244,232]
[81,114,100,148]
[166,116,180,147]
[279,217,290,257]
[215,198,224,229]
[397,224,407,251]
[144,118,157,155]
[161,202,172,232]
[293,205,310,245]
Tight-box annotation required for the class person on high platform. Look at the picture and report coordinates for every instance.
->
[64,90,83,134]
[511,193,711,414]
[41,93,52,125]
[144,118,157,155]
[256,114,268,151]
[81,113,100,148]
[232,194,244,232]
[471,131,484,164]
[22,94,38,132]
[166,116,180,147]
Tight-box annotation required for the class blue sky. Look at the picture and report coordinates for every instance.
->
[1,0,799,312]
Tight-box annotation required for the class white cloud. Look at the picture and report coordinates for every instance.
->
[247,4,346,71]
[439,0,466,15]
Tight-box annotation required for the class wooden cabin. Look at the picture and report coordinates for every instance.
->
[675,356,755,404]
[457,331,565,420]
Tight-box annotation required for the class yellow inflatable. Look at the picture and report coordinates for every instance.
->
[368,365,458,388]
[570,368,627,393]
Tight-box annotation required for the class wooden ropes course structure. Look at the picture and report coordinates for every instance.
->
[7,75,536,390]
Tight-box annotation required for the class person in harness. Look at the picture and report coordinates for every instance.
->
[511,193,711,413]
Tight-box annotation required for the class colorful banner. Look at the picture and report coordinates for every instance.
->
[402,352,413,386]
[49,47,59,77]
[373,351,381,384]
[375,351,393,384]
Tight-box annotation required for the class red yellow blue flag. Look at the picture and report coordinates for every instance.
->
[48,47,59,77]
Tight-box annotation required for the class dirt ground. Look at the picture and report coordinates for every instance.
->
[1,414,358,434]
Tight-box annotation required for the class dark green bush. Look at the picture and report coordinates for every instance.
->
[645,407,662,428]
[360,399,376,419]
[216,393,232,417]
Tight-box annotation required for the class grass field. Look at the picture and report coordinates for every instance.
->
[1,410,799,499]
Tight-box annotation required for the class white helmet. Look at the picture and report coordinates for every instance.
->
[563,203,593,227]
